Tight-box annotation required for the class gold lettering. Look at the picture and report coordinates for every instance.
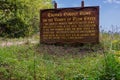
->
[72,17,82,21]
[84,17,96,21]
[90,33,96,36]
[54,18,66,22]
[48,13,62,17]
[63,12,78,16]
[79,11,91,15]
[67,18,72,21]
[48,19,53,22]
[43,19,47,22]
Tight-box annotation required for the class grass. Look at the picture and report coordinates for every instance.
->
[0,45,35,79]
[0,45,104,80]
[0,33,120,80]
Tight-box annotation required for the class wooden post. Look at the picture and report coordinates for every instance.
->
[81,0,84,7]
[54,2,57,9]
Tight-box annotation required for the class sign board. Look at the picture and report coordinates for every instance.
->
[40,6,99,44]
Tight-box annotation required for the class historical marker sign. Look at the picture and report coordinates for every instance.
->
[40,6,99,44]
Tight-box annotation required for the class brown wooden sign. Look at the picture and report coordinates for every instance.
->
[40,6,99,44]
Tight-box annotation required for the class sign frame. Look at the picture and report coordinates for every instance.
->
[40,6,99,44]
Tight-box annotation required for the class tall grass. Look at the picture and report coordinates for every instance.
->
[0,45,104,79]
[0,43,119,80]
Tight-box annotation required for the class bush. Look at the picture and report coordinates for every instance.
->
[0,0,52,38]
[0,17,28,37]
[112,40,120,51]
[98,52,120,80]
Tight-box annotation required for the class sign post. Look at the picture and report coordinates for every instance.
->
[40,1,99,44]
[81,0,84,7]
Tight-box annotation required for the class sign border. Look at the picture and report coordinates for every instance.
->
[40,6,99,44]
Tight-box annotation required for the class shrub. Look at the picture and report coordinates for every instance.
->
[98,52,120,80]
[112,40,120,51]
[0,0,52,38]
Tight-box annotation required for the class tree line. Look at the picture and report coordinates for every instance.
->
[0,0,52,37]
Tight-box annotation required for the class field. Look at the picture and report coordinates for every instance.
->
[0,33,120,80]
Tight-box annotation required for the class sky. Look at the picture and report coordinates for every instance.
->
[52,0,120,31]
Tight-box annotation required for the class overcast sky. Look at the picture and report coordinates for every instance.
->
[53,0,120,31]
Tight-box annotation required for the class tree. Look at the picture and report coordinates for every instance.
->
[0,0,52,37]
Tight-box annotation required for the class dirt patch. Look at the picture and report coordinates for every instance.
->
[38,44,103,56]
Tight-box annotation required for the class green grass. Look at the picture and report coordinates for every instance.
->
[0,33,120,80]
[0,45,35,80]
[0,44,118,80]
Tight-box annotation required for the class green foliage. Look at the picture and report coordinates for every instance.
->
[0,33,120,79]
[98,52,120,80]
[0,44,105,80]
[0,0,52,37]
[0,45,35,80]
[112,40,120,51]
